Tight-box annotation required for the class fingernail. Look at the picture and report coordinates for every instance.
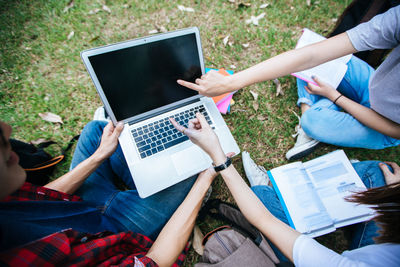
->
[311,75,315,79]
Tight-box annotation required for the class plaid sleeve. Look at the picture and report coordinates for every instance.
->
[2,182,82,202]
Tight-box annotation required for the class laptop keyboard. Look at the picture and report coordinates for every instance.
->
[131,105,213,159]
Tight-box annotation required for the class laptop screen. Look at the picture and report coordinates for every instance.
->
[88,33,201,121]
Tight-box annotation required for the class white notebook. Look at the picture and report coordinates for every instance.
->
[291,28,352,89]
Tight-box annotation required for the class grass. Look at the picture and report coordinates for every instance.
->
[1,0,399,265]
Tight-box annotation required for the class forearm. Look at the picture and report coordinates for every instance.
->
[328,91,400,139]
[44,152,104,194]
[146,173,212,267]
[228,33,356,91]
[219,165,300,262]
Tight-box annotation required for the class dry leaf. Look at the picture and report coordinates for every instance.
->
[273,78,283,96]
[242,43,249,48]
[193,225,204,255]
[223,35,230,46]
[245,13,265,26]
[177,5,195,12]
[39,112,63,124]
[228,0,235,3]
[30,138,50,145]
[230,64,236,69]
[123,4,130,8]
[257,114,268,121]
[306,0,311,6]
[253,102,259,112]
[250,90,258,101]
[89,35,100,42]
[148,29,158,34]
[63,0,74,13]
[88,8,101,14]
[67,31,74,40]
[238,2,251,8]
[159,25,167,33]
[102,5,111,13]
[259,3,269,8]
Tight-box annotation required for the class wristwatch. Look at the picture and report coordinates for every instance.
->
[213,157,232,172]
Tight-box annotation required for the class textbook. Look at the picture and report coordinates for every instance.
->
[291,28,352,89]
[267,150,375,238]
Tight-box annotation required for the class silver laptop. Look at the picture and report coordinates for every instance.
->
[81,27,240,198]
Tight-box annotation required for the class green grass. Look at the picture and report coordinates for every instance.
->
[1,0,399,265]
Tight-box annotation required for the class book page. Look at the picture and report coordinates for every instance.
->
[269,162,335,236]
[303,150,374,225]
[291,28,352,89]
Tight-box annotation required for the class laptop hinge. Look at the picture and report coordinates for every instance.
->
[128,98,201,125]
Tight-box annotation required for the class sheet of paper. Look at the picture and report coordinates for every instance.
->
[269,162,335,235]
[291,28,352,89]
[303,150,374,223]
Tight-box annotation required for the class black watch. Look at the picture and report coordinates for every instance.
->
[213,157,232,172]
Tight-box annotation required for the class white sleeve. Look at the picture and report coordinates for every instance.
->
[293,235,371,267]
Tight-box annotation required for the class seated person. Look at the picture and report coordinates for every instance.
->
[176,6,400,160]
[0,120,225,266]
[170,113,400,266]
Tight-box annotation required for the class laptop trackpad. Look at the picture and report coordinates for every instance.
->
[171,146,206,176]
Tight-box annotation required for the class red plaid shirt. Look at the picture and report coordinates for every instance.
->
[0,182,188,267]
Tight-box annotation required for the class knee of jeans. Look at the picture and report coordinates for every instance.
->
[300,109,320,139]
[82,121,107,135]
[353,161,387,188]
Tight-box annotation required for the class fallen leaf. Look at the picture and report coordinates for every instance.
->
[228,0,235,3]
[223,35,230,46]
[250,90,258,101]
[30,138,50,145]
[242,43,249,48]
[177,5,195,12]
[193,225,204,255]
[259,3,269,8]
[159,25,167,33]
[245,13,265,26]
[67,31,74,40]
[306,0,311,6]
[238,2,251,8]
[88,8,101,15]
[253,102,259,112]
[102,5,111,13]
[25,47,32,50]
[230,64,236,69]
[273,78,283,96]
[123,4,130,8]
[148,29,158,34]
[63,0,74,13]
[89,35,100,42]
[39,112,63,124]
[257,114,268,121]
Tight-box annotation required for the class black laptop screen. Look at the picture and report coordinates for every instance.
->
[88,33,201,121]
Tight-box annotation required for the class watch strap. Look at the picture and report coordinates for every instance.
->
[213,157,232,172]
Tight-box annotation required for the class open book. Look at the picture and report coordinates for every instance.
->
[267,150,375,238]
[291,28,352,89]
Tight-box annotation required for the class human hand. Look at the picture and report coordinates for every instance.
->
[94,121,124,161]
[169,113,227,164]
[177,70,234,97]
[305,76,340,100]
[379,162,400,185]
[198,152,236,182]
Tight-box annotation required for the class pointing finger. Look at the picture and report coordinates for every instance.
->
[195,112,210,128]
[177,79,202,92]
[169,118,187,133]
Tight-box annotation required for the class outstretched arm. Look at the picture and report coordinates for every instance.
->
[44,121,124,194]
[178,32,356,96]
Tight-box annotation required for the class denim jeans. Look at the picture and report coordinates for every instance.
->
[296,56,400,149]
[252,161,387,261]
[0,121,196,250]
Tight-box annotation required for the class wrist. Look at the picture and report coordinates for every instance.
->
[92,150,107,163]
[211,151,227,166]
[327,90,341,101]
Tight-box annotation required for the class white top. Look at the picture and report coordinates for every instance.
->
[293,234,400,267]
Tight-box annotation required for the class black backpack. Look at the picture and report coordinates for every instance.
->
[10,136,79,186]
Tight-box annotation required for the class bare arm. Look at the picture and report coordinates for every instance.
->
[178,32,356,96]
[44,122,124,194]
[170,114,301,262]
[307,76,400,139]
[146,168,218,267]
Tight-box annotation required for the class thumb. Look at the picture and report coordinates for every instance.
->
[379,162,393,176]
[311,75,328,87]
[113,122,124,137]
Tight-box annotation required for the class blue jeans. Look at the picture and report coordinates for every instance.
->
[0,121,196,250]
[297,56,400,149]
[252,161,387,261]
